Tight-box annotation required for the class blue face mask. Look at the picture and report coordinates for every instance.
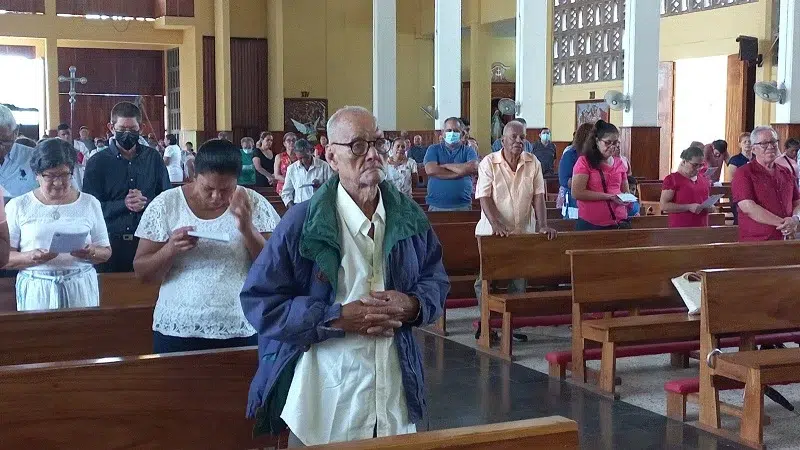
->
[541,133,551,142]
[444,131,461,145]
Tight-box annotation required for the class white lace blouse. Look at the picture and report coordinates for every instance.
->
[386,158,417,197]
[135,186,280,339]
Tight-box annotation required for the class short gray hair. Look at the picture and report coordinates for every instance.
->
[0,104,17,132]
[503,120,526,134]
[751,126,778,144]
[31,138,76,174]
[326,106,375,142]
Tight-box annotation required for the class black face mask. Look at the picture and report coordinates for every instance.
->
[115,131,139,150]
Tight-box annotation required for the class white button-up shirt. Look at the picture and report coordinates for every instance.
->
[280,158,333,205]
[280,184,415,446]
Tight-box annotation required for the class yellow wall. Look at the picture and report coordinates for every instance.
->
[281,0,434,130]
[479,0,514,24]
[462,35,516,82]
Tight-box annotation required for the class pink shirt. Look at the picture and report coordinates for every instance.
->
[732,159,800,241]
[662,172,710,228]
[573,155,628,227]
[775,154,799,183]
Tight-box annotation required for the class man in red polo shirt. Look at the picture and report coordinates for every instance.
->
[732,126,800,241]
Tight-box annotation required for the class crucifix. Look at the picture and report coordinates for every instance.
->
[58,66,88,132]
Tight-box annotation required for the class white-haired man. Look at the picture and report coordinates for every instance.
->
[241,106,449,447]
[733,125,800,241]
[0,104,38,199]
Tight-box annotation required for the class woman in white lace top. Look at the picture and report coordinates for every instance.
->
[133,139,281,353]
[386,138,418,197]
[5,139,111,311]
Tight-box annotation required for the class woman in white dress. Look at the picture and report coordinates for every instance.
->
[386,138,418,197]
[5,139,112,311]
[163,133,184,183]
[133,138,281,353]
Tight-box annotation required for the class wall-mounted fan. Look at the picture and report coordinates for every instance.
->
[420,105,438,120]
[604,90,630,112]
[497,98,520,116]
[754,81,786,104]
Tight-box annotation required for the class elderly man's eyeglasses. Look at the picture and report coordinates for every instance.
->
[330,138,390,157]
[753,140,779,149]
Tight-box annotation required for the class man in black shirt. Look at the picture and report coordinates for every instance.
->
[83,101,171,273]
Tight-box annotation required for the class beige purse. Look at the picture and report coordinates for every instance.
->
[671,272,702,315]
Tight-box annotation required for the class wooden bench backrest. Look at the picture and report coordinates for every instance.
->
[701,265,800,336]
[569,240,800,311]
[427,210,481,224]
[0,347,273,449]
[433,222,479,275]
[638,182,663,202]
[307,416,579,449]
[478,226,738,284]
[0,305,154,366]
[0,277,15,312]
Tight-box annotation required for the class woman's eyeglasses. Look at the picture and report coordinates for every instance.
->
[600,139,620,147]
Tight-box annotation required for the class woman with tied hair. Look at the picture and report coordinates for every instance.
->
[702,139,730,184]
[558,122,595,219]
[253,132,275,187]
[570,120,632,230]
[273,132,299,194]
[6,138,111,311]
[660,146,712,228]
[134,139,281,353]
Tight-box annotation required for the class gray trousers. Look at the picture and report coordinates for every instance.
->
[474,272,527,305]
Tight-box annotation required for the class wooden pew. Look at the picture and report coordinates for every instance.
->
[568,240,800,398]
[477,226,738,360]
[0,305,154,366]
[433,222,480,335]
[697,265,800,447]
[427,210,481,224]
[307,416,579,449]
[637,181,663,215]
[0,273,159,313]
[0,347,275,449]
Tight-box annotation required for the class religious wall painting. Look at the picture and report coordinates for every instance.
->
[575,100,610,129]
[284,98,328,142]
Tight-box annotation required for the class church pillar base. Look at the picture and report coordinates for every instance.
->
[620,126,661,180]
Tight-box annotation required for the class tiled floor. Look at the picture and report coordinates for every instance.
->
[416,329,749,449]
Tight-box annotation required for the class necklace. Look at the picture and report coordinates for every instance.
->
[51,206,61,220]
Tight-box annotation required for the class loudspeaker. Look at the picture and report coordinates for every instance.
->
[737,35,759,62]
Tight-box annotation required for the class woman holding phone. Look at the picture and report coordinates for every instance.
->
[133,139,281,353]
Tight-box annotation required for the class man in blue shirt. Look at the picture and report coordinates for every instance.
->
[407,134,427,164]
[491,117,534,154]
[0,104,39,200]
[424,117,478,211]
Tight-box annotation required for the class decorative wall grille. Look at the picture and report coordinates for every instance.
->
[660,0,757,18]
[166,48,181,134]
[553,0,625,85]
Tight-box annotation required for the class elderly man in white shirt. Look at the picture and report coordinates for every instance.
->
[240,106,449,448]
[280,138,333,207]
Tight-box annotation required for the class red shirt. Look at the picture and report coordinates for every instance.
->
[662,172,710,228]
[732,159,800,241]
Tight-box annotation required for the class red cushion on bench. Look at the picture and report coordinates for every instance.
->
[664,377,747,394]
[445,298,478,309]
[545,340,702,365]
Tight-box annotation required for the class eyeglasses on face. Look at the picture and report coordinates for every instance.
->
[39,171,73,182]
[330,138,391,157]
[599,139,620,147]
[753,140,779,149]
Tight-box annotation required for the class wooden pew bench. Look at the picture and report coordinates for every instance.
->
[432,222,481,335]
[567,241,800,398]
[0,347,275,449]
[476,226,738,360]
[0,272,159,313]
[307,416,579,449]
[0,305,154,366]
[696,265,800,447]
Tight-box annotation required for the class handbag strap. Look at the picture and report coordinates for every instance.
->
[597,166,620,226]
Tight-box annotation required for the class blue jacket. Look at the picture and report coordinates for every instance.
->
[240,175,449,431]
[558,145,579,209]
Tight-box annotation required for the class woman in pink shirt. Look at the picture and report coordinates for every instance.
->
[775,138,800,185]
[660,147,711,227]
[571,120,631,230]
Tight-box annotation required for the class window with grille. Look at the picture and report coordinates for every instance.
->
[166,48,180,134]
[553,0,625,85]
[660,0,756,17]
